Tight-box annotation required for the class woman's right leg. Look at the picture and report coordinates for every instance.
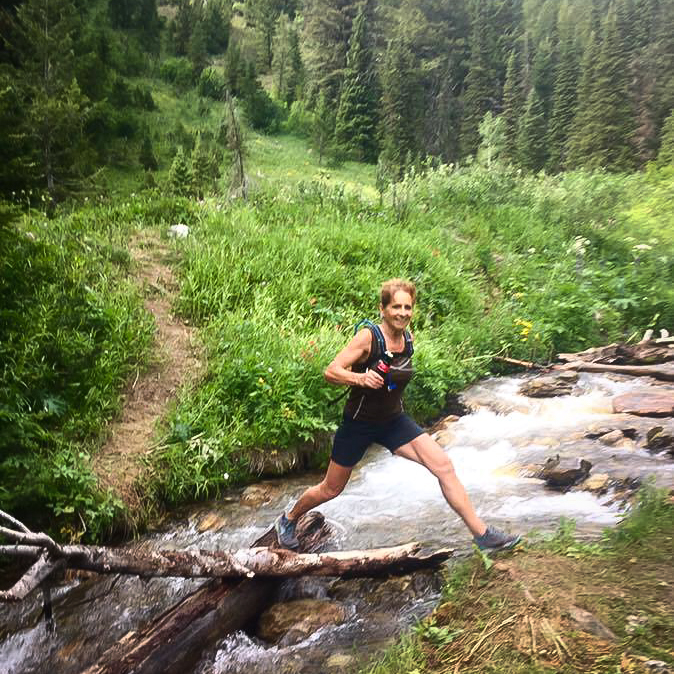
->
[287,460,353,521]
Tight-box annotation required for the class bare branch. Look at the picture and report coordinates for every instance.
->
[0,509,32,533]
[0,526,63,554]
[0,545,42,558]
[0,552,66,602]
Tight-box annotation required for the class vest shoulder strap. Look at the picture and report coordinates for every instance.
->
[404,329,414,357]
[354,319,385,363]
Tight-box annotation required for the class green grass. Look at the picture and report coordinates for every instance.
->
[246,132,377,199]
[361,487,674,674]
[146,163,673,505]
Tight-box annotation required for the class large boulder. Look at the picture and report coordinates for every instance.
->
[612,392,674,417]
[519,371,579,398]
[256,598,347,645]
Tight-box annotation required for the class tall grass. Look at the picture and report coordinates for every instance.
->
[0,198,174,539]
[152,165,673,503]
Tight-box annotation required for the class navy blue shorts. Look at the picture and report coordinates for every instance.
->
[331,413,425,468]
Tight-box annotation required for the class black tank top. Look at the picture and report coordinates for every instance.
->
[343,328,414,423]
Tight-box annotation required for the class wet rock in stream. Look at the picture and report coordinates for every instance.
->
[519,371,579,398]
[585,426,639,440]
[257,598,348,645]
[646,426,674,453]
[543,459,593,490]
[613,391,674,416]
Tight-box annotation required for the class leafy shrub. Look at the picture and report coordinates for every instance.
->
[159,57,195,89]
[0,201,157,539]
[283,100,313,138]
[198,66,226,100]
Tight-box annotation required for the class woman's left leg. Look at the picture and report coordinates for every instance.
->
[394,433,487,537]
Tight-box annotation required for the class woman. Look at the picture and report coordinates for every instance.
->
[275,278,520,552]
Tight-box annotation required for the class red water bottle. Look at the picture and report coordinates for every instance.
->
[373,350,394,389]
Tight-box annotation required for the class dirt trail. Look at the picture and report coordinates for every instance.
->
[93,232,201,511]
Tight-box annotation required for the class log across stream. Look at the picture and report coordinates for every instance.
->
[1,371,673,674]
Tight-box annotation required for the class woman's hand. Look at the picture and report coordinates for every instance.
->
[360,369,385,389]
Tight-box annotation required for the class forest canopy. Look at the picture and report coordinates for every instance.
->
[0,0,672,204]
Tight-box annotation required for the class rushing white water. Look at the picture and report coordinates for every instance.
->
[1,372,672,674]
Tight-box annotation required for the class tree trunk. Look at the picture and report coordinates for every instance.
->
[2,540,451,580]
[557,342,674,366]
[552,361,674,382]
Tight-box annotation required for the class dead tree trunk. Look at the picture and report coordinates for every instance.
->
[2,540,449,581]
[552,361,674,382]
[557,342,674,366]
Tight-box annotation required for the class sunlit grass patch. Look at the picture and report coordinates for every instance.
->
[247,132,378,200]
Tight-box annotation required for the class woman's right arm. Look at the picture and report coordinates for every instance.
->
[324,329,384,389]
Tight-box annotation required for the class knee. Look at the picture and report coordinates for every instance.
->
[320,480,345,500]
[432,457,457,481]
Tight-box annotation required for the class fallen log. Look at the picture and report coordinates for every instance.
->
[0,551,66,603]
[79,512,327,674]
[1,540,451,580]
[493,355,545,369]
[74,513,450,674]
[552,361,674,382]
[557,342,674,366]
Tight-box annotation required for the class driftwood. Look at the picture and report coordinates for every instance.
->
[493,355,544,369]
[552,361,674,382]
[557,341,674,366]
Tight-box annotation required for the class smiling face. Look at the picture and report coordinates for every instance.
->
[380,289,414,333]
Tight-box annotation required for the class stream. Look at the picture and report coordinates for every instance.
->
[1,372,673,674]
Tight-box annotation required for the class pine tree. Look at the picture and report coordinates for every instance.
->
[139,133,158,172]
[203,0,231,54]
[586,3,636,170]
[460,0,497,158]
[246,0,283,71]
[656,111,674,166]
[501,50,522,164]
[173,0,193,56]
[283,24,304,106]
[379,36,423,177]
[303,0,364,106]
[189,21,209,77]
[190,133,216,198]
[0,75,32,195]
[517,86,547,171]
[566,31,602,169]
[547,12,579,172]
[169,146,192,197]
[271,15,303,106]
[311,89,336,164]
[334,3,379,162]
[224,42,247,96]
[136,0,161,53]
[12,0,89,202]
[532,37,555,121]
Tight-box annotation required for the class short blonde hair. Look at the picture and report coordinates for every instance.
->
[380,278,417,308]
